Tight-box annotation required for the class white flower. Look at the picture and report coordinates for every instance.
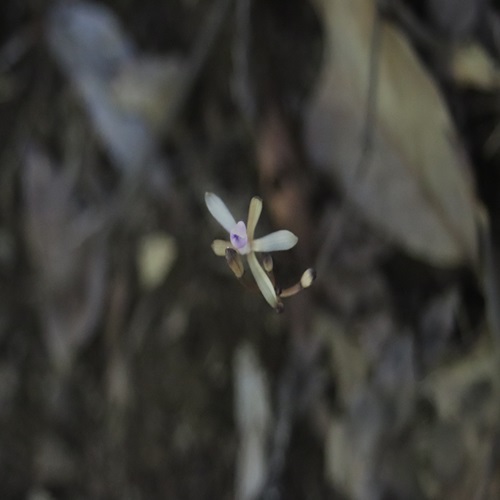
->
[205,192,299,309]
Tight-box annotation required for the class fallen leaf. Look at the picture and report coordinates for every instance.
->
[233,343,271,500]
[23,146,108,372]
[306,0,479,266]
[316,313,369,407]
[325,389,388,500]
[46,1,171,183]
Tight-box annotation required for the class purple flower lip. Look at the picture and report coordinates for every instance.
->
[230,221,248,250]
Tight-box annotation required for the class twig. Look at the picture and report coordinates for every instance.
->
[257,358,301,500]
[163,0,232,137]
[233,0,256,126]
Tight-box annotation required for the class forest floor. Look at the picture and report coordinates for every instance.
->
[2,1,500,499]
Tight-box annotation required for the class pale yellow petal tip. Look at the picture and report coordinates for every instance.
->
[247,196,263,240]
[211,239,230,256]
[300,268,316,289]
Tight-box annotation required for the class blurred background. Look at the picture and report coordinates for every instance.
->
[2,0,500,498]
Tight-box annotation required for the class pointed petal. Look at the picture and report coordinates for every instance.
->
[225,248,245,278]
[262,254,273,273]
[247,196,262,240]
[247,252,278,308]
[252,230,298,253]
[205,192,236,232]
[211,239,231,256]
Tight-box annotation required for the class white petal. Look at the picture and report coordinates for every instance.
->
[252,230,298,253]
[247,252,278,308]
[211,239,231,256]
[205,192,236,233]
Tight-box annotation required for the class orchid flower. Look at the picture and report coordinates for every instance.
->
[205,192,315,311]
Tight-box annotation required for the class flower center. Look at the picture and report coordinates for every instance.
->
[230,221,248,251]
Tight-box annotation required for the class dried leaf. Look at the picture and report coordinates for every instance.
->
[307,0,479,266]
[325,389,387,499]
[23,146,107,372]
[420,336,496,423]
[46,1,171,181]
[317,313,369,406]
[257,107,312,257]
[233,343,271,500]
[111,57,185,133]
[450,42,500,89]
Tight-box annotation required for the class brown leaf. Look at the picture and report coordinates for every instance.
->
[257,106,312,259]
[306,0,479,267]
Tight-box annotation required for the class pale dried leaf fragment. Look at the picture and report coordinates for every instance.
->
[325,390,387,500]
[111,57,185,132]
[450,42,500,90]
[420,335,496,422]
[137,233,177,290]
[317,313,369,407]
[234,344,271,500]
[307,0,479,266]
